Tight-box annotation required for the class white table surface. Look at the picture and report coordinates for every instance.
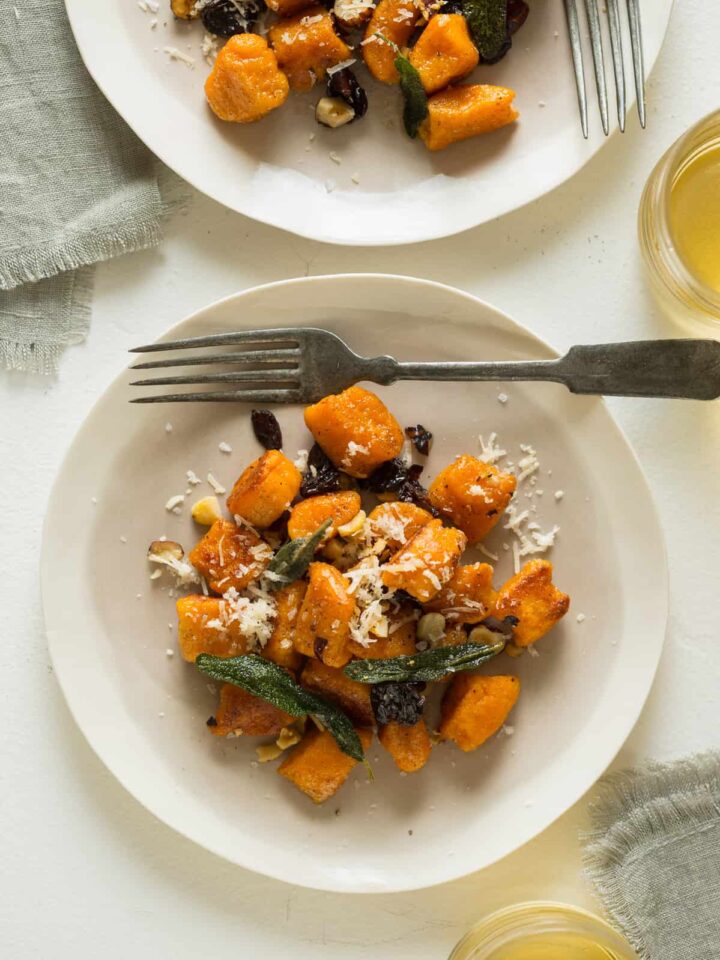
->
[3,2,720,956]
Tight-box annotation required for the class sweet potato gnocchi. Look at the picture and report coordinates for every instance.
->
[151,384,569,805]
[168,0,530,151]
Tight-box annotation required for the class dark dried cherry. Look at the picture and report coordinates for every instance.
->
[365,458,438,515]
[405,424,433,456]
[327,68,368,121]
[364,457,408,493]
[371,681,425,726]
[251,408,283,450]
[200,0,262,37]
[300,444,343,498]
[507,0,529,35]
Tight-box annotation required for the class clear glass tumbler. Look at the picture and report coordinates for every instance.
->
[638,109,720,332]
[448,901,638,960]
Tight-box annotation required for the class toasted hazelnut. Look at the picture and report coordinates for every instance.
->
[417,612,446,646]
[191,495,222,526]
[171,0,198,19]
[337,509,367,538]
[148,540,184,562]
[467,624,499,646]
[256,743,284,763]
[147,539,199,587]
[276,726,302,750]
[316,96,354,128]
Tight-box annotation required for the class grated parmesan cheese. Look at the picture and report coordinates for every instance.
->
[478,432,507,464]
[343,556,395,647]
[341,440,369,468]
[163,47,196,68]
[207,472,226,495]
[218,585,278,651]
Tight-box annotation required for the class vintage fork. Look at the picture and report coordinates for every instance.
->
[563,0,645,137]
[129,328,720,403]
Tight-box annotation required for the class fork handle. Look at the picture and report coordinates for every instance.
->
[387,339,720,400]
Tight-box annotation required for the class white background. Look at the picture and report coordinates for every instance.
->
[2,2,720,955]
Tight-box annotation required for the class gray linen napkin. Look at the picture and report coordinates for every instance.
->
[583,752,720,960]
[0,0,183,373]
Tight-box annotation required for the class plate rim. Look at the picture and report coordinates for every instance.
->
[41,273,669,891]
[62,1,674,246]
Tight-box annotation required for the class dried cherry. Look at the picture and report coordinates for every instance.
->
[370,681,425,726]
[327,68,368,120]
[200,0,262,37]
[404,424,433,456]
[251,408,283,450]
[300,444,343,498]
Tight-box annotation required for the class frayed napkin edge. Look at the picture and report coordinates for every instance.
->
[0,164,189,293]
[0,268,94,375]
[581,751,720,960]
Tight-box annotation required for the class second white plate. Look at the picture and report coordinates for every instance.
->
[64,2,673,244]
[42,275,667,892]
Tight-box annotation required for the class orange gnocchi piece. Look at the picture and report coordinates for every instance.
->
[382,518,467,602]
[409,14,479,95]
[269,7,351,92]
[293,562,355,667]
[288,490,362,540]
[439,674,520,752]
[188,519,271,593]
[428,455,516,543]
[419,83,519,151]
[423,562,496,624]
[363,0,422,84]
[204,34,289,123]
[379,719,432,773]
[176,595,253,662]
[278,726,373,803]
[226,449,302,528]
[304,385,404,479]
[209,683,294,737]
[492,559,570,647]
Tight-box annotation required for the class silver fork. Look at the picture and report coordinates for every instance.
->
[129,328,720,403]
[563,0,645,138]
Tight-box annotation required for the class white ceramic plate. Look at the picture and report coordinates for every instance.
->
[42,275,667,893]
[64,1,673,245]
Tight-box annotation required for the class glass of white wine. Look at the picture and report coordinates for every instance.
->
[448,902,637,960]
[639,109,720,332]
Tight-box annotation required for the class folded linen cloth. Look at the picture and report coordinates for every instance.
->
[0,0,183,373]
[583,751,720,960]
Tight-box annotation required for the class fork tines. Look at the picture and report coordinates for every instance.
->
[563,0,645,138]
[129,328,304,404]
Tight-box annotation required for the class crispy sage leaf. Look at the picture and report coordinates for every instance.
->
[196,653,365,761]
[461,0,509,63]
[264,518,331,590]
[394,53,429,138]
[344,638,506,684]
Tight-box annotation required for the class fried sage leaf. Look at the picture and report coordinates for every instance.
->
[196,653,365,761]
[394,53,428,138]
[344,638,506,684]
[264,518,331,590]
[461,0,509,63]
